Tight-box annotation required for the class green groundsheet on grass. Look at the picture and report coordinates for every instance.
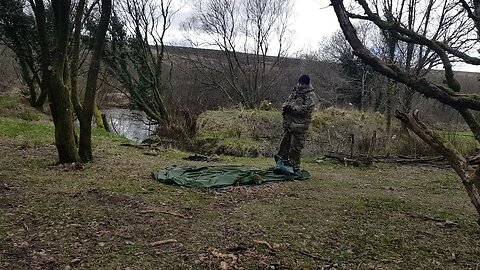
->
[152,165,310,188]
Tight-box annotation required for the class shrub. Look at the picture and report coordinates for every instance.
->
[192,107,475,158]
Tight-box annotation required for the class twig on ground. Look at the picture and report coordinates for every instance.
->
[321,152,450,168]
[120,143,150,149]
[150,239,177,246]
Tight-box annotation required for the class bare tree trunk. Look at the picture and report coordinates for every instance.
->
[385,82,393,134]
[101,113,111,132]
[18,60,46,110]
[463,171,480,225]
[374,90,383,112]
[400,87,414,137]
[360,70,366,111]
[78,0,112,162]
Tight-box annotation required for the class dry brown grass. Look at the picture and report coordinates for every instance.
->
[1,125,480,269]
[1,94,479,269]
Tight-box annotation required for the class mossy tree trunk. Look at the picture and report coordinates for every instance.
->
[75,0,112,162]
[31,0,80,163]
[93,104,106,129]
[28,0,112,163]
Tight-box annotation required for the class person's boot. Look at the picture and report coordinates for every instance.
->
[273,155,295,175]
[274,154,283,164]
[293,167,303,179]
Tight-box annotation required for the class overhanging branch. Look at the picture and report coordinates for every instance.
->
[330,0,480,111]
[353,0,461,92]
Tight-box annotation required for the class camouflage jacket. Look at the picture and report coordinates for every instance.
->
[282,84,316,133]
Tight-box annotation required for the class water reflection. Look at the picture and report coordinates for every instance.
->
[105,108,156,143]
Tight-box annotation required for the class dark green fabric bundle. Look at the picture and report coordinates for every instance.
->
[152,165,309,188]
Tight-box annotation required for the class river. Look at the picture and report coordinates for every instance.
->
[104,108,156,143]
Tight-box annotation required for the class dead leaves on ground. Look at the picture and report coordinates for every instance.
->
[198,240,281,269]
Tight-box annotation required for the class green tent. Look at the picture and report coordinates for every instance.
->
[152,165,310,188]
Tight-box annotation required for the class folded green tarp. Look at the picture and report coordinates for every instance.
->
[152,165,310,188]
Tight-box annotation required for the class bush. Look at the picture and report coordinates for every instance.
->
[192,107,475,158]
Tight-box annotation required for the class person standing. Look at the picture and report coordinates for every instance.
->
[276,74,317,175]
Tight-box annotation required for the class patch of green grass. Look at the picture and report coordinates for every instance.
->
[438,130,478,155]
[352,196,427,214]
[92,127,131,144]
[0,215,9,239]
[0,117,54,144]
[101,180,152,194]
[23,157,52,169]
[222,137,262,147]
[197,129,235,139]
[0,95,17,106]
[30,199,67,220]
[0,117,130,148]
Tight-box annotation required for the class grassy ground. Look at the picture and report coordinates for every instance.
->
[1,98,480,269]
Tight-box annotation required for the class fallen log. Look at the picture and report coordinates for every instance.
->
[323,153,372,167]
[375,156,448,166]
[321,152,449,167]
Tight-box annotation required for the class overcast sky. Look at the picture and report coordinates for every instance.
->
[164,0,480,72]
[164,0,340,55]
[289,0,340,53]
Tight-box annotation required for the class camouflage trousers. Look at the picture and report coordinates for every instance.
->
[277,129,306,171]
